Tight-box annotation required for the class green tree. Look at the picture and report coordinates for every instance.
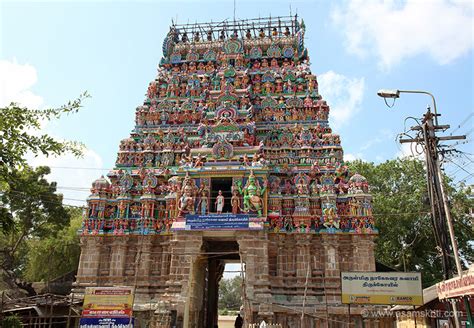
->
[348,158,473,287]
[0,166,73,295]
[0,93,88,232]
[219,276,243,311]
[24,206,82,283]
[0,94,88,169]
[0,94,88,295]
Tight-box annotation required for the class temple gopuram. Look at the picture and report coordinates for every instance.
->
[75,16,379,328]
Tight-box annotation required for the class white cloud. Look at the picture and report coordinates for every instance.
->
[318,70,365,128]
[360,129,393,151]
[396,142,424,159]
[28,149,105,206]
[332,0,474,69]
[0,59,44,108]
[0,59,103,206]
[344,152,365,162]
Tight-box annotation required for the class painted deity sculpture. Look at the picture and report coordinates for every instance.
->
[198,191,208,215]
[231,190,240,214]
[215,190,225,214]
[322,206,339,229]
[178,175,196,217]
[235,172,267,217]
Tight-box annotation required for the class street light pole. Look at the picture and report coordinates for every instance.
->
[376,89,439,125]
[377,89,463,273]
[377,89,466,328]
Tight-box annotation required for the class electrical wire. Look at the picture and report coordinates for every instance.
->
[384,97,396,108]
[4,189,86,203]
[461,152,474,164]
[45,166,112,171]
[443,157,474,178]
[459,172,474,183]
[446,162,474,178]
[450,113,473,136]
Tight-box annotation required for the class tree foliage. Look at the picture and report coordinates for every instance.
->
[0,166,73,295]
[24,206,82,283]
[219,276,243,311]
[0,94,88,295]
[1,315,22,328]
[348,158,473,287]
[0,93,88,232]
[0,93,88,170]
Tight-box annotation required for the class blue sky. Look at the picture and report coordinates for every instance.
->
[1,0,473,207]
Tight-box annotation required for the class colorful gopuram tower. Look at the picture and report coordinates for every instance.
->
[75,16,379,328]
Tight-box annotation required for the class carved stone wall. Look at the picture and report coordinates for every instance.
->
[74,232,379,327]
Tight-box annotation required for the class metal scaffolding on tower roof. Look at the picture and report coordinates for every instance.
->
[170,15,300,42]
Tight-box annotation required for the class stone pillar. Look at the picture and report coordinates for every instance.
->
[188,256,207,328]
[163,231,203,328]
[76,236,103,285]
[295,234,311,279]
[137,237,153,278]
[237,231,274,324]
[321,235,340,307]
[110,237,128,280]
[322,235,340,277]
[136,236,153,300]
[206,259,220,328]
[276,235,285,282]
[351,235,376,271]
[295,234,314,309]
[161,239,171,276]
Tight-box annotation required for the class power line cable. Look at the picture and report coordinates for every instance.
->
[450,113,473,136]
[47,166,112,171]
[443,157,474,178]
[459,172,474,183]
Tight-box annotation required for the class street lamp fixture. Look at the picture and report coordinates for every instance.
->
[377,89,439,125]
[376,89,400,99]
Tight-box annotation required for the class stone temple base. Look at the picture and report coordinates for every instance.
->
[74,231,385,328]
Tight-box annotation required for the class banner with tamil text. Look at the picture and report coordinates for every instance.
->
[341,272,423,305]
[81,286,135,327]
[436,271,474,299]
[79,317,133,328]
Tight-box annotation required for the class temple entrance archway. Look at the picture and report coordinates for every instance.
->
[190,237,242,328]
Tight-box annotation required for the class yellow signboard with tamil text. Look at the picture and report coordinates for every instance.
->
[341,272,423,306]
[82,286,135,317]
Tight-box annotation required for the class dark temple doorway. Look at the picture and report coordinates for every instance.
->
[211,177,233,213]
[202,238,242,328]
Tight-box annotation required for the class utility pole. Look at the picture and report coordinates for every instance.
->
[400,108,466,328]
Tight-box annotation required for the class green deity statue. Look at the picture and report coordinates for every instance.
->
[235,171,267,217]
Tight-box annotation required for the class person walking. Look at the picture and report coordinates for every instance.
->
[234,313,243,328]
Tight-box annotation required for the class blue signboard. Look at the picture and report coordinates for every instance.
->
[79,317,133,328]
[185,214,250,230]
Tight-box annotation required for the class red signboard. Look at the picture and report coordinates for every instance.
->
[436,272,474,300]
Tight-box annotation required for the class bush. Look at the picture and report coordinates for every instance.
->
[2,315,22,328]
